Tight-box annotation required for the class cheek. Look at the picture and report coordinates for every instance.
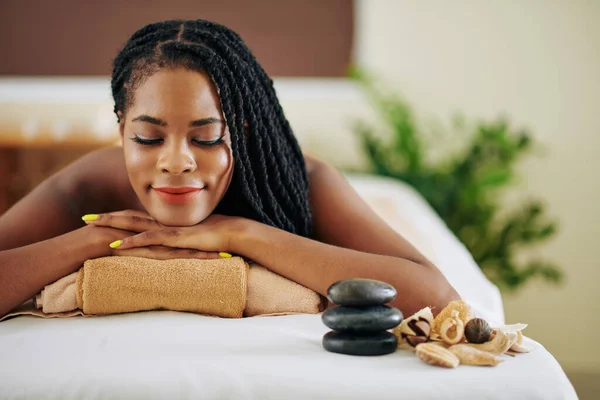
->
[202,146,234,199]
[123,143,151,185]
[200,143,233,177]
[216,147,233,172]
[216,146,234,184]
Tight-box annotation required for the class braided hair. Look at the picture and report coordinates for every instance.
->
[111,19,313,238]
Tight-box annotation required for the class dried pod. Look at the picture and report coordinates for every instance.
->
[429,341,450,349]
[393,307,433,348]
[465,318,492,344]
[464,329,511,354]
[415,343,460,368]
[405,335,428,347]
[440,310,465,345]
[507,332,519,348]
[449,344,503,366]
[516,331,524,345]
[494,323,528,333]
[509,342,534,353]
[509,332,534,353]
[432,300,473,335]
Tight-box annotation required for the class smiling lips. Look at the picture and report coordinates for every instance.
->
[153,187,203,203]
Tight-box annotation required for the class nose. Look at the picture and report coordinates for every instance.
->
[156,140,197,175]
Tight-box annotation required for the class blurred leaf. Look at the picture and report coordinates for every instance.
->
[475,169,513,189]
[349,67,562,292]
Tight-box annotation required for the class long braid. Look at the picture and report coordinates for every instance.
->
[181,22,312,232]
[111,19,312,237]
[182,24,311,233]
[183,31,297,231]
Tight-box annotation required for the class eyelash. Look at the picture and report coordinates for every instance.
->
[131,135,224,147]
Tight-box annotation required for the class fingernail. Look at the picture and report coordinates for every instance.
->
[219,252,232,258]
[109,240,123,249]
[82,214,99,222]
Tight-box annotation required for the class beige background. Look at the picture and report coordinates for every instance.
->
[354,0,600,376]
[291,0,599,393]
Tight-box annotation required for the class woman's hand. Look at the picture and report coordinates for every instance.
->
[82,209,161,233]
[81,223,138,259]
[82,211,248,257]
[86,223,222,260]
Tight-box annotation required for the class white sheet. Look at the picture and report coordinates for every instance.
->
[0,312,576,399]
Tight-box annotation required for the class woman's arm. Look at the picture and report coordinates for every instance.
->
[0,225,128,317]
[230,157,460,317]
[232,217,459,318]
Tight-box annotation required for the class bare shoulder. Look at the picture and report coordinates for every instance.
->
[60,146,137,211]
[21,145,138,217]
[304,153,430,265]
[303,153,322,176]
[0,146,136,250]
[70,145,125,176]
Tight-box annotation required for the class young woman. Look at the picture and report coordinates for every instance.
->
[0,19,459,318]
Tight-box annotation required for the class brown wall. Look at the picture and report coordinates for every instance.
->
[0,0,353,77]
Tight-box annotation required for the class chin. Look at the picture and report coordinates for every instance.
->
[150,209,208,227]
[158,218,199,227]
[141,189,214,227]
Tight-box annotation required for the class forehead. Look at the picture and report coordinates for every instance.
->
[129,67,222,117]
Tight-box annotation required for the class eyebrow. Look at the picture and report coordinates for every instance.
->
[131,114,225,127]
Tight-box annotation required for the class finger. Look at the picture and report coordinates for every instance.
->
[112,228,184,249]
[82,210,152,222]
[114,245,180,259]
[84,214,160,233]
[113,246,172,260]
[107,210,152,218]
[170,249,221,259]
[114,246,221,260]
[191,251,222,259]
[109,229,228,258]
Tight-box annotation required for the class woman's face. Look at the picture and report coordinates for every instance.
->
[120,67,234,227]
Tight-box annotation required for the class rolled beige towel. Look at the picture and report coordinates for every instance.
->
[76,256,248,318]
[34,270,79,314]
[1,256,325,322]
[244,262,326,316]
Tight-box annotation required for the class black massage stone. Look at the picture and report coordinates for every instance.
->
[322,331,398,356]
[322,305,403,333]
[327,278,397,306]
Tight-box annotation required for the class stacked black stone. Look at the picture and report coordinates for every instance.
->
[322,278,403,356]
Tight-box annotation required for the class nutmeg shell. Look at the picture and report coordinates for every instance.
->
[464,318,492,344]
[431,300,473,334]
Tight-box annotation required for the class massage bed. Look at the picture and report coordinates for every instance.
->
[0,175,577,399]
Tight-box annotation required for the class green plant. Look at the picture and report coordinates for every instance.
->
[350,69,562,291]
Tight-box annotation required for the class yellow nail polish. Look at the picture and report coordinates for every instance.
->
[109,240,123,249]
[82,214,99,222]
[219,252,232,258]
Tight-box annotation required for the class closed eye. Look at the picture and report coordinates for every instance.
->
[192,137,224,147]
[131,135,224,147]
[131,135,162,146]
